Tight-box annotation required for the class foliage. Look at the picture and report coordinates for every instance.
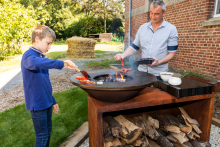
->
[65,16,104,37]
[65,16,124,38]
[45,51,67,60]
[0,87,88,147]
[0,0,37,60]
[111,34,124,42]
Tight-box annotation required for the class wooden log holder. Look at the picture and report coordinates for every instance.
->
[88,87,215,147]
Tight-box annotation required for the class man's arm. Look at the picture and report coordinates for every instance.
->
[151,52,176,66]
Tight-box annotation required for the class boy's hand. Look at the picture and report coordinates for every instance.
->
[53,104,59,114]
[63,60,78,69]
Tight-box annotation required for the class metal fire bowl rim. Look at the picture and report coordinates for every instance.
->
[70,69,157,91]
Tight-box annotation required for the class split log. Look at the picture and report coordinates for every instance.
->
[140,136,151,147]
[166,134,178,143]
[114,115,142,144]
[103,120,114,142]
[146,115,159,129]
[177,115,187,125]
[155,132,174,147]
[142,114,160,140]
[164,124,181,133]
[171,132,189,144]
[187,130,200,140]
[121,126,129,138]
[104,139,114,147]
[184,142,194,147]
[120,139,127,146]
[112,137,122,147]
[132,138,143,146]
[151,113,170,127]
[156,128,168,137]
[148,138,160,147]
[163,113,182,127]
[180,125,192,134]
[104,116,122,138]
[189,139,202,147]
[179,107,202,134]
[132,117,147,135]
[170,141,189,147]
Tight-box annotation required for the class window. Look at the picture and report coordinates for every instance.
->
[214,0,220,17]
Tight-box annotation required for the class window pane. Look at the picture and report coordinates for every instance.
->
[216,0,220,14]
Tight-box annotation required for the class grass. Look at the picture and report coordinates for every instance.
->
[52,40,67,45]
[0,87,88,147]
[46,51,67,60]
[85,58,121,68]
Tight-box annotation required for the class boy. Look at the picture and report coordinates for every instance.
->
[21,25,77,147]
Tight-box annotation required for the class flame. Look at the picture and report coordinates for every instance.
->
[120,74,124,79]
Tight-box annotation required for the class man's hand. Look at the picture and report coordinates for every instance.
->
[114,54,124,61]
[63,60,77,69]
[150,57,159,66]
[53,104,59,114]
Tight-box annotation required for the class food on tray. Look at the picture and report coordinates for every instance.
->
[75,76,87,80]
[120,68,132,73]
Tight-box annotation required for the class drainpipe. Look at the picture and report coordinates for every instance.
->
[128,0,132,46]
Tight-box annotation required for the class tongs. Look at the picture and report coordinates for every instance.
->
[75,67,91,79]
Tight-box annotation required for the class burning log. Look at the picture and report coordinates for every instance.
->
[114,115,143,144]
[103,120,114,142]
[104,116,122,138]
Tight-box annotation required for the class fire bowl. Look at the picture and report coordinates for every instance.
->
[70,69,157,103]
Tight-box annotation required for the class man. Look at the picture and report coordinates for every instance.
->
[114,0,179,80]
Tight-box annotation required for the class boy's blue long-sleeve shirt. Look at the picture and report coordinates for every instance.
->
[21,47,64,111]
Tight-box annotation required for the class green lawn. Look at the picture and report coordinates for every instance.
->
[85,58,121,68]
[46,51,67,60]
[0,87,88,147]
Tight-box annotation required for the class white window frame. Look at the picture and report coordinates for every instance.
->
[214,0,220,17]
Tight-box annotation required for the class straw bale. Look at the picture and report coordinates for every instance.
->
[66,36,96,59]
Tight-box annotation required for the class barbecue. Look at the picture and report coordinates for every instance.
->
[70,69,157,103]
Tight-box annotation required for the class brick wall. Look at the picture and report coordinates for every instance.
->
[125,0,220,79]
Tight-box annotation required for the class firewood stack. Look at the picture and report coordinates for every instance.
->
[102,107,211,147]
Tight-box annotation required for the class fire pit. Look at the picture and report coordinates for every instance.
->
[70,69,157,102]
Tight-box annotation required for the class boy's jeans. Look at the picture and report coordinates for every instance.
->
[30,106,53,147]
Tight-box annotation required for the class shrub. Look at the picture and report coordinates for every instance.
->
[0,0,37,60]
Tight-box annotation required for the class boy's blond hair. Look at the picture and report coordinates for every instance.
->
[32,25,56,43]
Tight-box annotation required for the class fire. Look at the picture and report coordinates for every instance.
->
[120,74,124,79]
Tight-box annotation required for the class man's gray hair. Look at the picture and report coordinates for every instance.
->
[150,0,166,12]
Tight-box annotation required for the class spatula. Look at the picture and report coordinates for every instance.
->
[75,68,91,79]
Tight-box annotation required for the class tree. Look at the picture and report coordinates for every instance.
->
[0,0,37,60]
